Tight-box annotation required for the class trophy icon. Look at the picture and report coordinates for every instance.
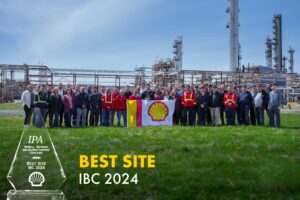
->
[7,110,66,199]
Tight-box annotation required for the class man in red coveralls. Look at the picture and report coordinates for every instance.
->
[111,86,120,126]
[101,88,115,126]
[116,90,127,127]
[224,86,237,125]
[181,85,196,126]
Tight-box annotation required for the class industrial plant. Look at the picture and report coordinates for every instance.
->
[0,0,299,103]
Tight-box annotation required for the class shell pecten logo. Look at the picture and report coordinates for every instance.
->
[148,101,169,121]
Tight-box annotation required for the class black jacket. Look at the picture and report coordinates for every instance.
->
[209,91,222,108]
[196,92,209,107]
[76,92,88,108]
[141,90,154,100]
[49,94,62,113]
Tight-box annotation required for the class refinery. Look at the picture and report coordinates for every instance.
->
[0,0,299,103]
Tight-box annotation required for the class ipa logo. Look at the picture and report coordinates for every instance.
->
[28,172,45,187]
[28,136,43,144]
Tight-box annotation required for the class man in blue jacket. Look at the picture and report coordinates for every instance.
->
[237,85,252,125]
[268,83,281,127]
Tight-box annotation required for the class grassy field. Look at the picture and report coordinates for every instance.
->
[0,114,299,200]
[0,103,22,110]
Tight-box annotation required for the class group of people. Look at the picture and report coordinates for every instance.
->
[21,82,282,128]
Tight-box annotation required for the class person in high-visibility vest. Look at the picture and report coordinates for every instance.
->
[181,85,196,125]
[101,88,115,126]
[34,85,48,128]
[224,86,237,126]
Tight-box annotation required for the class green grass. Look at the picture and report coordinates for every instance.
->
[0,103,22,110]
[0,114,299,199]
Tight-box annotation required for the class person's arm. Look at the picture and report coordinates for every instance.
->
[21,91,26,105]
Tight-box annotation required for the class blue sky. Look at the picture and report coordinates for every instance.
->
[0,0,299,72]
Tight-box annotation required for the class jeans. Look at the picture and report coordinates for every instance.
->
[52,112,59,128]
[34,108,46,128]
[269,106,280,127]
[255,106,264,126]
[23,105,32,125]
[76,108,87,128]
[102,110,111,126]
[210,107,220,126]
[239,106,250,125]
[225,108,236,126]
[64,111,72,127]
[182,107,194,126]
[89,108,100,126]
[197,106,207,126]
[110,110,116,125]
[117,110,127,127]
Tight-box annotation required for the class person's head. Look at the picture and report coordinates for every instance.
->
[87,85,92,92]
[212,85,217,92]
[186,85,191,92]
[36,85,41,92]
[237,85,242,92]
[227,86,232,93]
[171,89,177,96]
[271,83,277,90]
[58,82,63,90]
[40,85,45,92]
[141,83,145,88]
[220,84,225,90]
[200,86,205,93]
[125,85,130,91]
[242,85,247,92]
[120,89,124,96]
[27,85,33,92]
[93,86,97,93]
[209,85,213,91]
[266,83,271,89]
[164,89,170,96]
[47,85,53,92]
[52,87,59,95]
[66,88,72,95]
[181,84,185,91]
[136,86,141,93]
[155,88,160,94]
[80,87,85,93]
[101,86,105,93]
[106,87,111,95]
[146,84,151,91]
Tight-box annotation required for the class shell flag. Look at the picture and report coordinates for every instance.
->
[127,100,175,127]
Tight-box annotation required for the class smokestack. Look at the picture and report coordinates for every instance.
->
[272,14,282,70]
[265,37,272,67]
[288,47,295,73]
[227,0,240,72]
[173,36,183,72]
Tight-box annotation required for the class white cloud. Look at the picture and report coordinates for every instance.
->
[20,0,156,56]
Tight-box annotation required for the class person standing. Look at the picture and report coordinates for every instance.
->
[181,85,196,126]
[141,84,154,100]
[196,86,209,126]
[45,86,53,125]
[102,88,115,126]
[85,86,92,126]
[163,90,173,100]
[63,88,73,127]
[76,87,88,128]
[124,85,132,99]
[49,87,62,128]
[209,85,222,126]
[250,86,257,125]
[253,87,264,126]
[171,89,182,125]
[116,90,127,127]
[89,86,101,126]
[237,85,252,125]
[206,85,213,125]
[58,83,65,127]
[110,86,120,126]
[154,88,163,100]
[268,83,281,127]
[224,86,237,126]
[21,85,34,128]
[219,84,227,125]
[34,85,48,127]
